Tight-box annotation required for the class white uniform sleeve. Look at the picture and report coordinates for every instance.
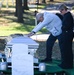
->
[32,13,53,33]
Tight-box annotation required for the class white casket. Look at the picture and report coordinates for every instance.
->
[4,36,39,75]
[4,36,39,63]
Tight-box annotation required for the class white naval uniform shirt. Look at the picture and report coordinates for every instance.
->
[32,12,62,36]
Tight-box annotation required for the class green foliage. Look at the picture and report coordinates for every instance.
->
[72,6,74,9]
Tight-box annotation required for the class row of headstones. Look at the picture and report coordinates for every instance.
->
[0,0,15,9]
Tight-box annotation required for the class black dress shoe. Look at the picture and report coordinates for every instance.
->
[40,58,52,63]
[58,64,73,69]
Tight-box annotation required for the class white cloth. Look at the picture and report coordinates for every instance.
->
[32,12,62,36]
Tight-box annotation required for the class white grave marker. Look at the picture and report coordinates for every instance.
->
[12,44,34,75]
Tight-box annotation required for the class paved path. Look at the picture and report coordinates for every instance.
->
[44,1,74,10]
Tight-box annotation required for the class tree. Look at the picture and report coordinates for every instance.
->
[50,0,54,2]
[15,0,23,23]
[15,0,18,16]
[42,0,46,3]
[23,0,29,10]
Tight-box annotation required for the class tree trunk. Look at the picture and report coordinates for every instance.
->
[15,0,18,16]
[50,0,54,2]
[36,0,39,4]
[23,0,29,10]
[42,0,46,3]
[17,0,23,23]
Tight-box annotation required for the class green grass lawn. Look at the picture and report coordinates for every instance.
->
[0,12,47,36]
[0,0,74,36]
[0,1,74,72]
[0,1,48,36]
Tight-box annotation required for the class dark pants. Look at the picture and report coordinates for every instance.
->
[59,31,73,68]
[46,31,73,68]
[46,34,57,61]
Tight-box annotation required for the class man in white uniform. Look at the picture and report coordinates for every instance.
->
[28,12,62,63]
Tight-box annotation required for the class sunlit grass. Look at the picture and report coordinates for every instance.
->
[0,21,35,36]
[0,0,71,36]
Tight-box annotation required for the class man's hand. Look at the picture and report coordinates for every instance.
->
[28,32,35,37]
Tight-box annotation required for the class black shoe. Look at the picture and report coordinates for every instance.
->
[40,58,52,63]
[58,64,73,69]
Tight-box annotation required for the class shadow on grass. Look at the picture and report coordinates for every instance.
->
[0,2,49,34]
[0,9,48,33]
[0,9,35,24]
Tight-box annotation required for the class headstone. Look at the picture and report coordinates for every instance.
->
[12,44,34,75]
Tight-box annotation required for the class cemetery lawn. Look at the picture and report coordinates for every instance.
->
[0,4,47,36]
[0,0,74,63]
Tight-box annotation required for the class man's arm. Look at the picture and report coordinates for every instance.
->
[28,13,53,37]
